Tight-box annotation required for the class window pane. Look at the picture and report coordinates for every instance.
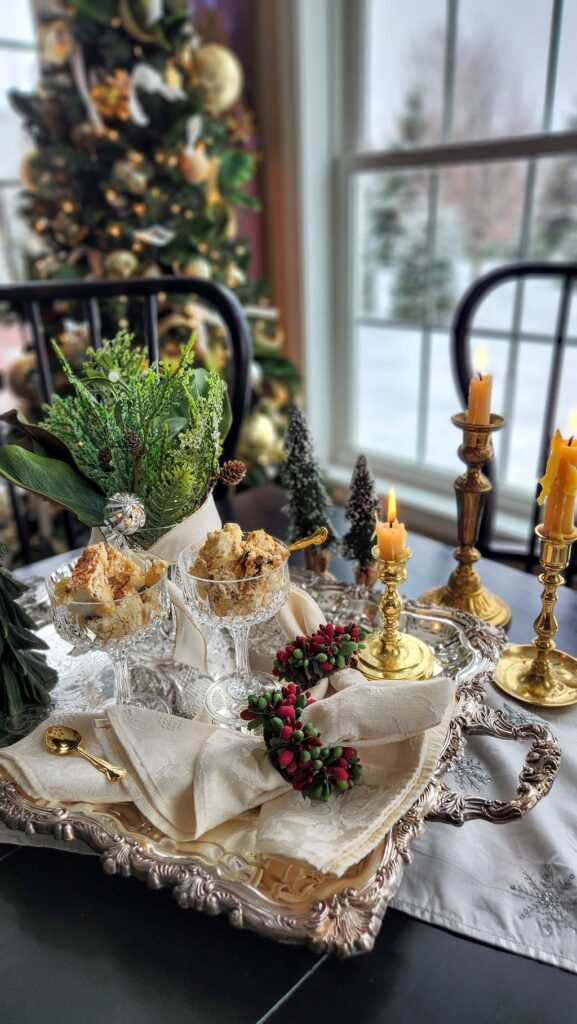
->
[553,0,577,133]
[533,153,577,263]
[0,4,35,44]
[364,0,446,149]
[453,0,552,141]
[433,160,526,329]
[556,344,577,434]
[0,48,37,181]
[354,325,420,460]
[506,340,556,490]
[355,169,430,320]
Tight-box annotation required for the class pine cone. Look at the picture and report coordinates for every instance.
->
[98,447,113,472]
[121,431,143,456]
[219,459,246,486]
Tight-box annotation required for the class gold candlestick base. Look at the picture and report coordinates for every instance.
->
[494,526,577,707]
[359,547,439,682]
[419,413,512,630]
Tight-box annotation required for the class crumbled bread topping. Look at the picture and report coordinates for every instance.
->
[190,523,288,618]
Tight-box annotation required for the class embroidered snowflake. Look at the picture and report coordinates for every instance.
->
[500,702,545,728]
[449,755,492,792]
[510,865,577,937]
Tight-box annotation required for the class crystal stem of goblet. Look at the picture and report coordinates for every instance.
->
[228,623,253,699]
[112,653,134,705]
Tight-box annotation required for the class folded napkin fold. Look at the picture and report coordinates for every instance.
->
[0,672,455,876]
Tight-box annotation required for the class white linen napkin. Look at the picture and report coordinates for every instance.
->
[0,672,455,876]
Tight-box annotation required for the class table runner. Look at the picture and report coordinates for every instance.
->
[392,690,577,973]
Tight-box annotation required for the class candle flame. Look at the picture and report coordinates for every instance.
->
[387,487,397,524]
[567,408,577,436]
[473,343,488,376]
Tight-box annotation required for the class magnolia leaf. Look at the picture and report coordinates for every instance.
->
[0,446,107,526]
[0,410,104,490]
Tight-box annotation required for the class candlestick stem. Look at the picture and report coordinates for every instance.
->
[359,546,439,681]
[419,412,511,628]
[494,526,577,706]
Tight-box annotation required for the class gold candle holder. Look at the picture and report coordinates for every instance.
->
[420,412,512,629]
[359,546,439,681]
[494,525,577,707]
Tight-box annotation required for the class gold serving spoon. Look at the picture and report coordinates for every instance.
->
[45,725,127,783]
[286,527,328,553]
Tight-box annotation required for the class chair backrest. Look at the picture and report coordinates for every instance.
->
[0,275,253,562]
[451,261,577,573]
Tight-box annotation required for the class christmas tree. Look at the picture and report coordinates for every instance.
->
[281,405,339,574]
[342,454,378,585]
[0,545,57,721]
[9,0,299,486]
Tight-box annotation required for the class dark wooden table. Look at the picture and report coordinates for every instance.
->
[1,484,576,1024]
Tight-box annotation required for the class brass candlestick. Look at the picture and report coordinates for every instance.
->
[420,412,511,629]
[494,525,577,707]
[359,546,439,681]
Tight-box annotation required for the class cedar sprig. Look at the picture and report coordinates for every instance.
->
[240,681,362,802]
[272,622,366,689]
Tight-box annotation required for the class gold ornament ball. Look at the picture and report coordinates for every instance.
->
[170,202,182,214]
[167,154,178,168]
[193,44,244,115]
[105,187,119,204]
[184,209,194,220]
[104,250,139,279]
[183,257,212,279]
[60,199,75,214]
[108,129,120,141]
[106,223,122,238]
[241,410,277,466]
[34,217,49,234]
[39,18,74,66]
[127,150,145,166]
[198,242,208,253]
[164,65,183,90]
[132,202,146,216]
[132,241,144,253]
[178,146,210,184]
[155,151,166,165]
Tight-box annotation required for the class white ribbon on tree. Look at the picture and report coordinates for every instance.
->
[146,0,164,24]
[129,63,186,127]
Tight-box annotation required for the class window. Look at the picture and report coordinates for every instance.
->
[333,0,577,537]
[0,5,37,282]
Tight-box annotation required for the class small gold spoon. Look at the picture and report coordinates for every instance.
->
[45,725,127,783]
[286,527,328,553]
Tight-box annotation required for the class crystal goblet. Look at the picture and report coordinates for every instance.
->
[179,541,291,727]
[47,557,171,711]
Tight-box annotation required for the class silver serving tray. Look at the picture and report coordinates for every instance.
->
[0,587,561,957]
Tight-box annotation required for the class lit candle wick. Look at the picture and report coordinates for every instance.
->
[569,437,574,447]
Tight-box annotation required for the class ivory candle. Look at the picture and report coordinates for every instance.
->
[467,345,493,425]
[376,488,408,561]
[538,428,577,538]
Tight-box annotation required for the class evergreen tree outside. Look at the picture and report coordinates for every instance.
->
[0,544,57,726]
[342,454,378,569]
[536,112,577,257]
[281,405,339,553]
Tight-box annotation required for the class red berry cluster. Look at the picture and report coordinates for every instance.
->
[240,681,363,803]
[272,622,366,690]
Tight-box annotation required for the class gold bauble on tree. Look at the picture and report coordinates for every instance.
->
[179,145,210,184]
[90,70,131,121]
[103,250,139,278]
[39,17,74,66]
[183,257,212,279]
[193,44,243,115]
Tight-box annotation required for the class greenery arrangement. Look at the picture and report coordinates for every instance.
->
[8,0,300,486]
[0,332,228,543]
[0,544,57,725]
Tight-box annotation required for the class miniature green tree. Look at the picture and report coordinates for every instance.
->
[342,455,379,586]
[0,546,57,720]
[281,405,339,574]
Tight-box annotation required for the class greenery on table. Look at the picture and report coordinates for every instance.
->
[0,545,57,724]
[0,332,228,541]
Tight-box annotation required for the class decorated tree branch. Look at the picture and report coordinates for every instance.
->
[0,545,57,722]
[281,405,339,577]
[342,454,379,587]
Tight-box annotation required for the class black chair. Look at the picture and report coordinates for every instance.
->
[451,261,577,581]
[0,276,253,563]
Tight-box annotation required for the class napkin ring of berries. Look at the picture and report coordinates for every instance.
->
[240,623,365,802]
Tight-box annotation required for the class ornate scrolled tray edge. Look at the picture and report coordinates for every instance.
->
[0,676,561,958]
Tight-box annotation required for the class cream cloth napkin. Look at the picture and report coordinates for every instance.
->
[0,672,454,876]
[93,493,326,668]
